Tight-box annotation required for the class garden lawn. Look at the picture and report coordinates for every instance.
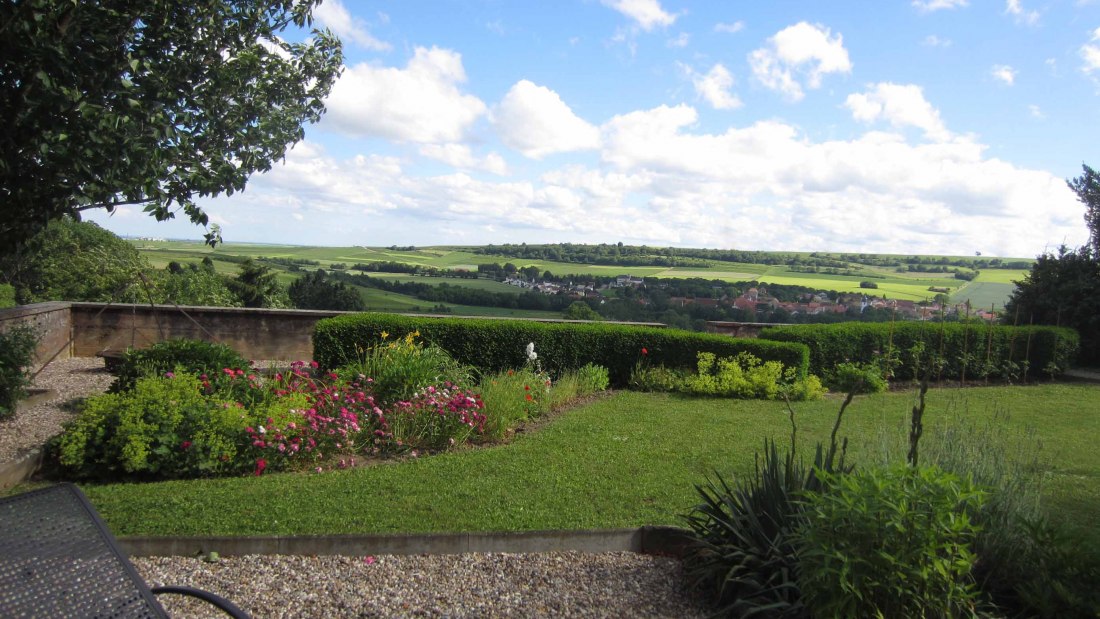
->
[79,384,1100,541]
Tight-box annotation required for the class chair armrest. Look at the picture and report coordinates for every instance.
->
[151,585,251,619]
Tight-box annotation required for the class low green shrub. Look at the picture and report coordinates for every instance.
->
[109,339,250,393]
[759,322,1079,382]
[313,313,809,387]
[797,465,985,619]
[628,364,688,392]
[334,331,471,406]
[0,325,39,419]
[825,361,889,394]
[0,283,15,308]
[57,373,249,480]
[630,352,826,401]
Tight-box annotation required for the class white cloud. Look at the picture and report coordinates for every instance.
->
[844,83,951,141]
[92,112,1086,256]
[749,22,852,101]
[1028,104,1045,119]
[593,103,1082,255]
[666,32,690,48]
[922,35,952,47]
[313,0,391,51]
[991,64,1017,85]
[419,144,509,175]
[715,21,745,34]
[912,0,969,11]
[323,47,487,143]
[1005,0,1040,25]
[493,80,601,159]
[683,63,743,110]
[600,0,676,31]
[1083,28,1100,75]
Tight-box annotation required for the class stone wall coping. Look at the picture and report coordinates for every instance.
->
[117,525,692,558]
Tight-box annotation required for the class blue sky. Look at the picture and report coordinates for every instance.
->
[90,0,1100,257]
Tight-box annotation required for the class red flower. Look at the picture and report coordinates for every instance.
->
[524,384,530,391]
[180,441,192,451]
[641,347,648,356]
[253,458,267,476]
[525,394,533,401]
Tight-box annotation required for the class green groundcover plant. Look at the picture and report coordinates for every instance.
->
[630,351,825,401]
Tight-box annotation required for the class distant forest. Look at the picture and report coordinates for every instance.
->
[467,243,1031,271]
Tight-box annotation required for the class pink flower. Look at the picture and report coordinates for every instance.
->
[164,371,175,379]
[364,556,376,565]
[253,458,267,476]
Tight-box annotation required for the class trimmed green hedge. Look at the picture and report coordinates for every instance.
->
[314,314,810,387]
[759,322,1079,382]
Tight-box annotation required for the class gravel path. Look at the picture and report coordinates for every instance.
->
[6,359,710,618]
[0,357,112,463]
[135,552,709,618]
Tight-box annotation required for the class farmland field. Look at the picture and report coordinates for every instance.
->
[363,274,523,294]
[130,240,1027,308]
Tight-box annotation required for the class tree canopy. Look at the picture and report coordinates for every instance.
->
[0,218,147,303]
[1005,163,1100,365]
[0,1,343,251]
[1068,163,1100,256]
[288,269,365,311]
[227,259,286,308]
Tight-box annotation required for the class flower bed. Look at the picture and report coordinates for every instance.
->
[52,339,607,481]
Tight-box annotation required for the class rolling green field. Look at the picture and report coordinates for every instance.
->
[364,273,529,294]
[131,240,1029,308]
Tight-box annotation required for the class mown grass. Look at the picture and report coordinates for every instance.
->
[75,383,1100,542]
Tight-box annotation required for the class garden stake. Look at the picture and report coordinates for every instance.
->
[986,303,995,384]
[961,303,970,387]
[1024,315,1034,383]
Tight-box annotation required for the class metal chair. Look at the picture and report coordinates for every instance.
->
[0,483,249,618]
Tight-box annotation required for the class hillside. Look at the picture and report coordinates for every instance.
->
[131,240,1028,311]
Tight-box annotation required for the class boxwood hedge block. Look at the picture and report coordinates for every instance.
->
[759,322,1078,381]
[313,314,810,387]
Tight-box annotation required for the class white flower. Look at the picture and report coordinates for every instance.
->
[526,342,537,361]
[258,426,266,434]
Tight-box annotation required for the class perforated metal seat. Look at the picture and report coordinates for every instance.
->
[0,483,249,618]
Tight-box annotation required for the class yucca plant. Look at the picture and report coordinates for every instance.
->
[682,440,807,618]
[681,383,857,618]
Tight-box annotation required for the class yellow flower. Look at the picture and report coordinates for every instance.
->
[380,331,389,340]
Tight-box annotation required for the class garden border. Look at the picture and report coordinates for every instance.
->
[117,525,692,558]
